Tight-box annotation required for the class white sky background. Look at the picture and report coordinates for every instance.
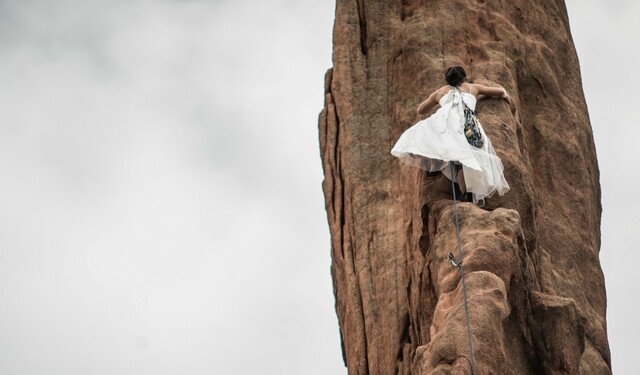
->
[0,0,341,374]
[565,0,640,373]
[0,0,635,374]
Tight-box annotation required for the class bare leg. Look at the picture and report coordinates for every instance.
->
[456,166,466,193]
[458,166,485,206]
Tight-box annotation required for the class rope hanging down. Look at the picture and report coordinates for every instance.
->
[449,162,477,375]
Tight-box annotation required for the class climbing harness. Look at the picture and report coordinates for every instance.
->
[449,162,477,375]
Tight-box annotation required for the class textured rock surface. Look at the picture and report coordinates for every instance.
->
[319,1,610,374]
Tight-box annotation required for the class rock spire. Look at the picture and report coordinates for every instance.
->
[319,1,610,373]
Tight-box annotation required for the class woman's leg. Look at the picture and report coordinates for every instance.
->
[458,166,485,206]
[456,167,466,193]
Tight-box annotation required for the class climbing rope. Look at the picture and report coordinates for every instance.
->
[449,162,477,375]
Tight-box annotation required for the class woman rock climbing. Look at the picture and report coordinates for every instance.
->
[391,66,515,206]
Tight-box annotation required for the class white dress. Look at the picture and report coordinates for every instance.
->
[391,89,510,201]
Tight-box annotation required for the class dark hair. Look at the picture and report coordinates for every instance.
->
[445,66,467,87]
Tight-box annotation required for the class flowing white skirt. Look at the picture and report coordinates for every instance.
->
[391,109,510,201]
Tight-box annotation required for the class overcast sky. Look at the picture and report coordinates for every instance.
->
[0,0,636,374]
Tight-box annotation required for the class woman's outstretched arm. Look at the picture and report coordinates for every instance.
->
[416,91,439,116]
[473,84,517,115]
[417,86,448,116]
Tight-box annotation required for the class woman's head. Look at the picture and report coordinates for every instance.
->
[445,66,467,86]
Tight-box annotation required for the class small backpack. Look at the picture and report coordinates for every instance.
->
[449,85,484,149]
[462,103,484,148]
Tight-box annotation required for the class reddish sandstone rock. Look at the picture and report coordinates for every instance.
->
[319,0,610,374]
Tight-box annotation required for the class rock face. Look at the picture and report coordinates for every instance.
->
[319,1,610,374]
